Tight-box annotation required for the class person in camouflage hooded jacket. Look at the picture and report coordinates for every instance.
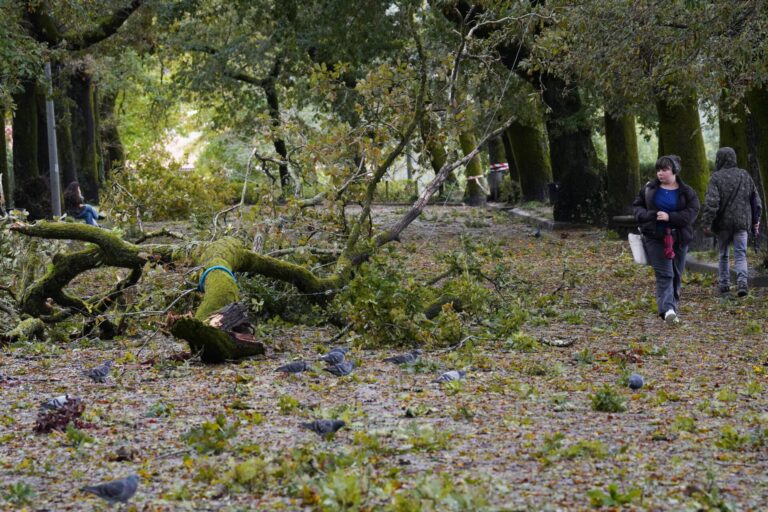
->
[701,147,762,296]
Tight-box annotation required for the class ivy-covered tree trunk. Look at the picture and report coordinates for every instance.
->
[459,129,486,207]
[507,120,552,202]
[604,113,640,220]
[262,59,290,193]
[540,75,604,224]
[656,95,709,199]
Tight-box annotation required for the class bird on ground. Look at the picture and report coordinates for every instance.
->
[40,394,73,411]
[433,370,466,383]
[82,474,139,504]
[275,361,312,374]
[300,419,346,438]
[383,350,422,365]
[628,373,644,390]
[530,227,541,238]
[324,360,355,377]
[319,347,348,365]
[85,361,113,383]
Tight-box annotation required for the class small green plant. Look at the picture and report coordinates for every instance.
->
[505,332,540,352]
[743,321,762,335]
[590,385,627,413]
[278,394,301,415]
[741,379,764,397]
[561,439,608,460]
[587,483,642,507]
[183,414,240,454]
[318,468,366,510]
[573,348,595,365]
[672,415,697,434]
[397,424,451,453]
[222,457,269,493]
[3,481,35,506]
[65,423,94,447]
[146,401,174,418]
[715,425,748,451]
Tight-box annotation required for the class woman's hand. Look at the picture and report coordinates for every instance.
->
[656,211,669,222]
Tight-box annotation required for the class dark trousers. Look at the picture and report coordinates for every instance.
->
[643,235,688,316]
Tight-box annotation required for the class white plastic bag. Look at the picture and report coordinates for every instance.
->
[628,233,648,265]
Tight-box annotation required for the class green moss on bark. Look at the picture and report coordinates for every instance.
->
[605,113,640,219]
[656,96,709,199]
[508,120,552,202]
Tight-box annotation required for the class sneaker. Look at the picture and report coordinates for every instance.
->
[719,285,730,295]
[664,309,679,325]
[737,284,748,297]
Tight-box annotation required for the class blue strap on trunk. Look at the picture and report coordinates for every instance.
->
[198,265,237,291]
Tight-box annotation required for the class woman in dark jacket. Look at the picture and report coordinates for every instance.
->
[632,155,700,324]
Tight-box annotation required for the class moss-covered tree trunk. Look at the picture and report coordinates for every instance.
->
[1,105,8,210]
[746,87,768,227]
[539,75,603,224]
[99,90,124,179]
[70,71,100,203]
[459,129,486,207]
[507,120,552,202]
[718,101,748,168]
[420,112,456,196]
[501,128,520,183]
[656,95,709,199]
[604,113,640,220]
[487,136,507,201]
[12,80,50,219]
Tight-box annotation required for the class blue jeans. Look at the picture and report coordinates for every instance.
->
[717,230,748,289]
[74,204,100,226]
[644,234,688,316]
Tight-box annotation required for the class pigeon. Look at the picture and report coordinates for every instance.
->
[323,360,355,377]
[432,370,466,383]
[530,227,541,238]
[319,347,348,365]
[82,474,139,504]
[40,394,73,411]
[276,361,312,374]
[85,360,113,383]
[628,373,644,390]
[383,350,422,365]
[300,419,346,438]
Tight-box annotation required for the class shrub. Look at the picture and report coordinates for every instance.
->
[590,385,627,413]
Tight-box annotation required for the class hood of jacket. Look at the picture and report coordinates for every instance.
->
[715,147,738,171]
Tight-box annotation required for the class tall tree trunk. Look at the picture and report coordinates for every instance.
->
[459,129,486,207]
[70,71,100,203]
[1,105,8,210]
[12,81,50,219]
[746,87,768,226]
[656,95,709,199]
[718,101,748,168]
[501,128,520,184]
[261,59,289,193]
[604,113,640,220]
[419,112,456,196]
[487,136,507,201]
[540,75,604,224]
[507,120,552,202]
[99,90,124,179]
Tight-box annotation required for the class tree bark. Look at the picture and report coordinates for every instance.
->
[70,71,100,203]
[507,120,552,202]
[1,105,8,210]
[746,86,768,226]
[487,136,506,201]
[604,113,640,220]
[718,101,748,169]
[419,111,456,196]
[99,90,125,179]
[459,129,487,207]
[12,80,50,219]
[656,95,709,199]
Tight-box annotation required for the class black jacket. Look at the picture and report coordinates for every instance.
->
[632,177,700,244]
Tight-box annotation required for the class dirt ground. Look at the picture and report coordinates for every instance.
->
[1,205,766,511]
